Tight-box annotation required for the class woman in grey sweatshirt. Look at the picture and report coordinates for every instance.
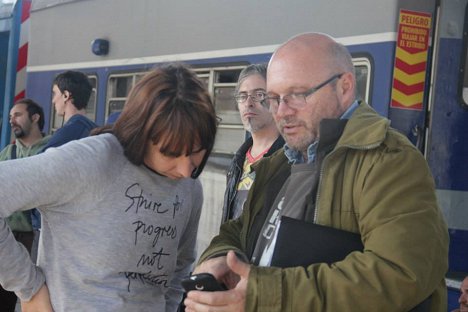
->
[0,63,218,312]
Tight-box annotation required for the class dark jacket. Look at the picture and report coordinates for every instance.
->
[221,135,285,223]
[42,114,97,152]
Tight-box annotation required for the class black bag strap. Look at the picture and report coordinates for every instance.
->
[10,144,17,159]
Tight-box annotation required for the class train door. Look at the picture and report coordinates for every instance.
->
[425,0,468,309]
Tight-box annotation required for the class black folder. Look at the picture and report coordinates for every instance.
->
[270,216,364,268]
[270,217,431,311]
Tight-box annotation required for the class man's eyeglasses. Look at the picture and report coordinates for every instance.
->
[262,73,344,113]
[234,91,267,104]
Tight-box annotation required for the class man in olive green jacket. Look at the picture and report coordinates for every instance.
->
[184,33,448,312]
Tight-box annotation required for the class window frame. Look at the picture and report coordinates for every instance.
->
[105,72,146,122]
[352,57,372,105]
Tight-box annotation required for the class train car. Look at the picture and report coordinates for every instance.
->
[3,0,467,309]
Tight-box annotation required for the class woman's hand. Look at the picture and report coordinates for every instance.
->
[21,283,54,312]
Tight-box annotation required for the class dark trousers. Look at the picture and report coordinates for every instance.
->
[0,231,34,312]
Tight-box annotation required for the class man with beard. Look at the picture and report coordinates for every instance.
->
[185,33,448,312]
[222,64,284,222]
[0,98,50,311]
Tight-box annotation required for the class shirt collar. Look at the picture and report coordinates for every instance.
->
[284,100,359,164]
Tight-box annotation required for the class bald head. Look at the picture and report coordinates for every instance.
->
[266,32,357,156]
[269,33,355,91]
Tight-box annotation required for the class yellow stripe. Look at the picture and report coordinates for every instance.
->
[393,68,426,85]
[395,47,428,65]
[392,89,424,107]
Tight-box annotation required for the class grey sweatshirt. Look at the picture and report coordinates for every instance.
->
[0,133,203,311]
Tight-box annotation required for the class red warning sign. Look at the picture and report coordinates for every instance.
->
[391,10,432,110]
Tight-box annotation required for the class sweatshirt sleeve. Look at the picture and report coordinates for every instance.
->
[0,151,73,300]
[0,136,116,300]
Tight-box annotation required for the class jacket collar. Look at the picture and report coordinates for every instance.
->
[335,101,390,150]
[15,135,50,150]
[253,102,389,175]
[234,135,285,160]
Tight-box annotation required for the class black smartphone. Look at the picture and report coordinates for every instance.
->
[181,273,227,292]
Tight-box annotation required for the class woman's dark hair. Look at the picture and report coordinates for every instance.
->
[94,63,218,178]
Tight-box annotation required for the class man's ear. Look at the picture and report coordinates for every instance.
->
[31,113,40,124]
[63,90,71,100]
[337,72,356,105]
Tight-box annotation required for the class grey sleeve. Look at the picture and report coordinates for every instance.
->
[0,138,113,300]
[0,219,45,300]
[0,151,73,300]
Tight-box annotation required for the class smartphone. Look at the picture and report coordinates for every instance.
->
[181,273,227,292]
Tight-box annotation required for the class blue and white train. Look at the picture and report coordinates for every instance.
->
[0,0,467,309]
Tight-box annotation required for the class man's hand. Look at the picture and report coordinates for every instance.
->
[185,251,251,312]
[21,283,54,312]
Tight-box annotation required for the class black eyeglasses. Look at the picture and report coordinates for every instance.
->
[262,73,344,113]
[234,91,267,104]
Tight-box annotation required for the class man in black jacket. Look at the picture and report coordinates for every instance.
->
[222,64,284,222]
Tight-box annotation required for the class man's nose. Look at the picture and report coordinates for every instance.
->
[246,96,257,107]
[460,294,467,304]
[275,99,295,117]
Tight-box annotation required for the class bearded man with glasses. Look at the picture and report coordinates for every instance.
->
[185,33,448,312]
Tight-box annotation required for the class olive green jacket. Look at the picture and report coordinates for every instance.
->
[200,103,448,311]
[0,135,50,231]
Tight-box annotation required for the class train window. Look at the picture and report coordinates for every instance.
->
[352,58,371,104]
[50,75,97,133]
[86,77,97,121]
[106,73,142,120]
[108,76,132,98]
[197,74,210,87]
[216,70,241,83]
[214,86,241,124]
[108,100,126,115]
[105,66,246,154]
[195,66,245,154]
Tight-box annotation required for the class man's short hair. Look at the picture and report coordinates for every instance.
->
[15,98,45,131]
[53,70,92,110]
[236,64,267,94]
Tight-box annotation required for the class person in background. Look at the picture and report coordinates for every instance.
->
[184,32,448,312]
[453,276,468,312]
[36,71,98,275]
[0,63,218,312]
[41,70,97,152]
[222,64,284,222]
[0,98,50,312]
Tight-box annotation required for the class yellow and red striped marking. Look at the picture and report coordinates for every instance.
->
[391,10,432,110]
